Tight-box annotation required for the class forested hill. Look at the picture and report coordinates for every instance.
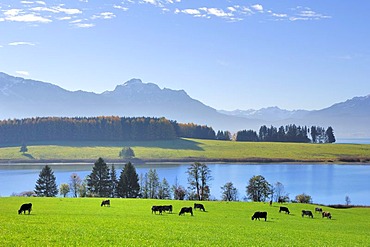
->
[0,117,216,145]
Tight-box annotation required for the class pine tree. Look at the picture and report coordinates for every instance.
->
[326,126,336,143]
[34,165,58,197]
[87,157,111,197]
[110,164,118,198]
[117,162,140,198]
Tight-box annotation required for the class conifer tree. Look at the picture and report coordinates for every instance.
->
[117,162,140,198]
[34,165,58,197]
[87,157,111,197]
[110,164,119,198]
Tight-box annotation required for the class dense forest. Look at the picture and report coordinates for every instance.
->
[0,116,215,144]
[0,116,335,145]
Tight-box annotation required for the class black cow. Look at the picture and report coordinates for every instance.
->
[179,207,193,216]
[322,211,332,219]
[101,200,110,207]
[152,206,163,214]
[194,203,206,211]
[279,206,290,214]
[18,203,32,215]
[315,207,323,213]
[162,205,173,213]
[251,211,267,221]
[302,210,313,218]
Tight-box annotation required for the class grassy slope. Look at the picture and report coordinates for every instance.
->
[1,197,369,246]
[0,138,370,163]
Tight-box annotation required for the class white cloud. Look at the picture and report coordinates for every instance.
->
[202,8,233,18]
[54,6,82,15]
[251,4,263,12]
[4,9,23,17]
[74,23,95,28]
[70,19,82,24]
[16,71,30,76]
[57,16,72,21]
[92,12,116,20]
[180,9,201,15]
[272,13,287,18]
[113,5,129,11]
[8,41,36,46]
[5,13,52,23]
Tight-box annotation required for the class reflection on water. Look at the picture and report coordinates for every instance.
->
[1,163,370,206]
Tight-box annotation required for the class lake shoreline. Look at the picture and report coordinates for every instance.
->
[1,157,370,165]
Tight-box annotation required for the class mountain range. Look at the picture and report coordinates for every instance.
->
[1,72,369,138]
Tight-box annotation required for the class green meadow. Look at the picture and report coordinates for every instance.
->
[1,197,369,246]
[1,138,370,163]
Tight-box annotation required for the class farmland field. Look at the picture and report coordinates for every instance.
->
[1,138,370,163]
[1,197,369,246]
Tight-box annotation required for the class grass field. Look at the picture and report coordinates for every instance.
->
[1,197,369,246]
[0,138,370,163]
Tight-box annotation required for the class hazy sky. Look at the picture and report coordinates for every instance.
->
[1,1,369,111]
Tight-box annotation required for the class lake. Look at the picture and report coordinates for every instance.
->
[1,163,370,206]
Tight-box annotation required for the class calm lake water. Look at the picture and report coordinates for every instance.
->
[1,163,370,206]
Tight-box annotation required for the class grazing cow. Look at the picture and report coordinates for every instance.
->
[101,200,110,207]
[162,205,173,213]
[194,203,206,212]
[279,206,290,214]
[315,207,323,213]
[152,206,163,215]
[18,203,32,215]
[322,211,332,219]
[302,210,313,218]
[179,207,193,216]
[251,211,267,221]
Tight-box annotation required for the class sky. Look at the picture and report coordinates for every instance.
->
[1,0,369,111]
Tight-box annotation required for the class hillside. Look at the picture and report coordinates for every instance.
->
[1,139,369,163]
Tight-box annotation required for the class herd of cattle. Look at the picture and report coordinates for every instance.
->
[151,203,206,216]
[252,206,332,221]
[18,201,332,221]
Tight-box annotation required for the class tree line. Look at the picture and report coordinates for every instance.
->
[0,116,215,144]
[236,125,335,143]
[32,157,316,203]
[0,116,335,145]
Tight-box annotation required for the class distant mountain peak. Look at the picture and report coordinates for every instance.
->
[123,78,143,85]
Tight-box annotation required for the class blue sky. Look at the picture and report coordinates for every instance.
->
[1,1,369,111]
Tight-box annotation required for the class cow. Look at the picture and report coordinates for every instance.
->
[302,210,313,218]
[101,200,110,207]
[279,206,290,214]
[152,206,163,215]
[162,205,173,213]
[322,211,332,219]
[179,207,193,216]
[315,207,323,213]
[18,203,32,215]
[194,203,206,212]
[251,211,267,221]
